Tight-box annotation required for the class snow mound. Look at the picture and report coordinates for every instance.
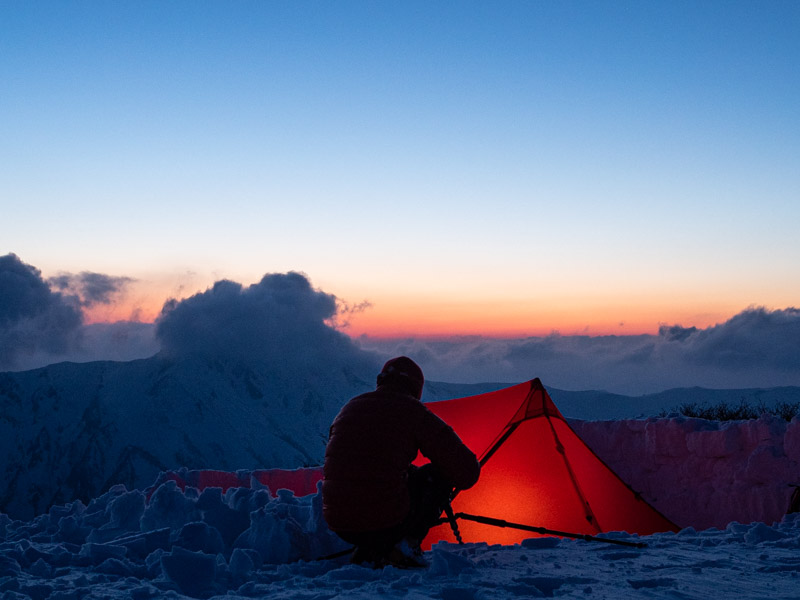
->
[0,478,348,598]
[3,480,800,599]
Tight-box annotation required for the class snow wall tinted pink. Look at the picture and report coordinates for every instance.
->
[572,414,800,530]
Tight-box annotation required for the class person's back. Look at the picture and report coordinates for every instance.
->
[322,356,480,566]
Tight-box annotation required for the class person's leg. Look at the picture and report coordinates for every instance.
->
[403,463,454,547]
[336,465,454,568]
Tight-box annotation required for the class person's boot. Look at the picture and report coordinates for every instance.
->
[384,538,427,569]
[351,545,382,566]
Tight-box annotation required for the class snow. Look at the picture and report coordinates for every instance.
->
[4,355,800,598]
[3,473,800,599]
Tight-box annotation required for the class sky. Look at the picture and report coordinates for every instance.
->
[1,1,799,388]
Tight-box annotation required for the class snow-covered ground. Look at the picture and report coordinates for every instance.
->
[2,474,800,600]
[4,352,800,598]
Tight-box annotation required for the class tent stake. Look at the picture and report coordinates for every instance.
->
[441,512,647,548]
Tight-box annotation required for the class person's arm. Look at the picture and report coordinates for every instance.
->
[413,403,480,491]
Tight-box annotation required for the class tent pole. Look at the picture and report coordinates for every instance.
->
[443,501,464,544]
[478,422,520,467]
[437,512,647,548]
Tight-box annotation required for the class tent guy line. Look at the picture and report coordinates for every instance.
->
[441,512,648,549]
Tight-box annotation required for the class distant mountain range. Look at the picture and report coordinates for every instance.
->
[549,386,800,420]
[2,355,799,520]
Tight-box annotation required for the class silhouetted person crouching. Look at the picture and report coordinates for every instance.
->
[322,356,480,567]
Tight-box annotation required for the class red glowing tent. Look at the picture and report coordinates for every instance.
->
[415,378,679,547]
[148,378,678,546]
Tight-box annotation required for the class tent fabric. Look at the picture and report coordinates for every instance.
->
[145,378,678,547]
[415,378,679,547]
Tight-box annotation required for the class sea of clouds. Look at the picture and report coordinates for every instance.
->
[2,253,799,395]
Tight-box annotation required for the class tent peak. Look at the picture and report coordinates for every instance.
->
[509,378,563,425]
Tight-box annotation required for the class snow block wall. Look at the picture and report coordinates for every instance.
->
[571,415,800,530]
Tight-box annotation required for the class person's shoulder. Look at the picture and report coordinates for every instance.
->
[341,390,378,409]
[389,390,428,408]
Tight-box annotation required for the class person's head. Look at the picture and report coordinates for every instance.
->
[376,356,424,400]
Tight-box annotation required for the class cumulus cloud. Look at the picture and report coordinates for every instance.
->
[48,271,134,307]
[679,307,800,370]
[155,271,380,373]
[0,253,84,369]
[0,254,159,371]
[357,307,800,395]
[1,260,377,374]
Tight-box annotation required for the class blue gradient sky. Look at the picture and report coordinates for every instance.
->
[2,1,798,336]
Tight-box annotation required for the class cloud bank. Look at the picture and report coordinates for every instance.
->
[0,254,157,371]
[48,271,134,307]
[3,254,799,395]
[155,271,379,374]
[357,307,800,395]
[0,254,83,369]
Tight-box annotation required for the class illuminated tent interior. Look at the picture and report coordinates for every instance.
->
[149,379,679,547]
[414,378,679,548]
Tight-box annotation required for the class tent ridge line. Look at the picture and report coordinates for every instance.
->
[544,410,604,534]
[556,418,681,531]
[477,379,538,467]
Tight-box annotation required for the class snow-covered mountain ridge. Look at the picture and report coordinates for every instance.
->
[0,356,503,520]
[1,356,364,520]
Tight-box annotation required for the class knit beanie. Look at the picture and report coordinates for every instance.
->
[376,356,425,399]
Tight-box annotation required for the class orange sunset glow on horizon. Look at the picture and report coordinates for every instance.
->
[80,280,743,340]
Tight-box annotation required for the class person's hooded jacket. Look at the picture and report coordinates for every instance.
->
[322,357,480,533]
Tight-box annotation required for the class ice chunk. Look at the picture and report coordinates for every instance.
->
[96,557,134,577]
[0,555,21,577]
[78,542,127,565]
[27,558,52,578]
[140,481,198,532]
[228,547,258,583]
[17,583,54,600]
[233,503,308,564]
[225,487,272,513]
[55,515,91,546]
[107,489,146,530]
[173,521,225,555]
[521,537,561,549]
[160,546,217,597]
[105,527,171,560]
[427,548,476,577]
[744,522,787,544]
[196,486,224,511]
[196,492,251,550]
